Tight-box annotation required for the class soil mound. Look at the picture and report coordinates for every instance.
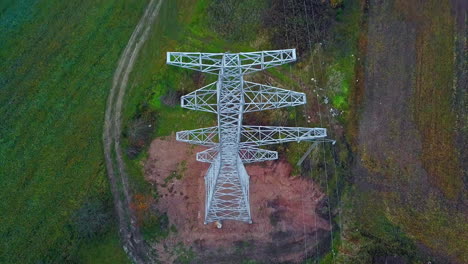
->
[145,136,330,263]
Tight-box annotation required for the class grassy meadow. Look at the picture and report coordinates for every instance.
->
[0,0,148,262]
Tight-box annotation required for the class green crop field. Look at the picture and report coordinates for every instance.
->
[0,0,148,262]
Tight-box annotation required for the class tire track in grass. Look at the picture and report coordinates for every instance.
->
[103,0,162,262]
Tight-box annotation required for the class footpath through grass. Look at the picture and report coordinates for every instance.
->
[0,1,148,263]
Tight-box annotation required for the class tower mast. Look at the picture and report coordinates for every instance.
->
[167,49,327,224]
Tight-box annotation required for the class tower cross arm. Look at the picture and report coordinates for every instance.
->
[196,147,219,163]
[196,146,278,163]
[176,126,218,146]
[238,147,278,163]
[240,126,326,146]
[167,52,224,75]
[180,82,218,113]
[167,49,296,76]
[242,81,306,112]
[238,49,296,75]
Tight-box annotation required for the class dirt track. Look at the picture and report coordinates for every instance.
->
[103,0,163,263]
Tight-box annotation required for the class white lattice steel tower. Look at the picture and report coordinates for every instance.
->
[167,49,327,224]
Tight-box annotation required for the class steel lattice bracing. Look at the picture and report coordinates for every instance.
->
[167,49,327,224]
[180,81,306,113]
[176,126,326,147]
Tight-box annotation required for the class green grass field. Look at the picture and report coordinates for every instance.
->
[0,0,148,262]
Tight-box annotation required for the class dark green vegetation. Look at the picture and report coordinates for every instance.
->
[72,198,112,240]
[0,0,148,262]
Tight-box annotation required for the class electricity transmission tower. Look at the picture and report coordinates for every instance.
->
[167,49,327,225]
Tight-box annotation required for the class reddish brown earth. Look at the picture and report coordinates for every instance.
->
[145,136,331,263]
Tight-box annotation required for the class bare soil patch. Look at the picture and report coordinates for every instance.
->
[145,136,331,263]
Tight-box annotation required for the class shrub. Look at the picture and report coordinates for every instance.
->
[124,109,157,159]
[208,0,267,42]
[72,199,111,239]
[161,89,180,107]
[141,211,171,241]
[264,0,336,56]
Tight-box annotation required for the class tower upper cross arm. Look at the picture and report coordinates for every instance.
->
[166,52,224,75]
[238,49,296,75]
